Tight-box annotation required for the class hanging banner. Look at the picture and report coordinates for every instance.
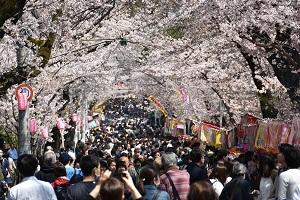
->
[148,96,168,117]
[255,122,268,148]
[291,118,300,145]
[176,84,189,105]
[192,121,223,148]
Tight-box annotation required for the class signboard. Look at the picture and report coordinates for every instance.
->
[15,83,33,101]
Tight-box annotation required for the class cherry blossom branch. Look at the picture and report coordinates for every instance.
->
[239,34,300,69]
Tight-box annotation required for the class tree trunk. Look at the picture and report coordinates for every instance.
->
[18,108,31,155]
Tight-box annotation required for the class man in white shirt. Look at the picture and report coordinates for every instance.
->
[277,147,300,200]
[8,154,57,200]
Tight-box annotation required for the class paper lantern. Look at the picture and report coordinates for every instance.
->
[71,113,78,123]
[29,117,37,136]
[56,118,66,130]
[41,127,48,139]
[17,92,27,111]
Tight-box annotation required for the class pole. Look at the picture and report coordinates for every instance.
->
[81,98,88,143]
[74,122,78,146]
[220,100,223,129]
[78,101,83,142]
[18,106,31,155]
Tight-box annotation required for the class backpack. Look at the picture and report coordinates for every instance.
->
[69,168,83,184]
[55,185,69,200]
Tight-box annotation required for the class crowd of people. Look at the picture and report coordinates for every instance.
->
[1,97,300,200]
[2,138,300,200]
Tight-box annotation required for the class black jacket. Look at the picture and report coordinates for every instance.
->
[35,165,55,183]
[219,177,253,200]
[186,162,209,184]
[65,181,96,200]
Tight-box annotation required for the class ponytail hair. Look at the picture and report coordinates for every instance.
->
[138,165,159,195]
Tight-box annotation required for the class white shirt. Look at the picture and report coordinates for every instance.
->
[68,150,76,161]
[225,176,232,185]
[259,177,273,200]
[278,169,300,200]
[292,184,300,200]
[8,157,16,171]
[8,176,57,200]
[210,178,224,197]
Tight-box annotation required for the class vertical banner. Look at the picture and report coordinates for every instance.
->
[177,84,190,105]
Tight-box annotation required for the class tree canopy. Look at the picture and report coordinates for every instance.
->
[0,0,299,134]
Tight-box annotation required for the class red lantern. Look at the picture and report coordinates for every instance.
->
[41,127,48,139]
[71,113,78,123]
[56,118,66,130]
[29,117,37,136]
[17,92,27,111]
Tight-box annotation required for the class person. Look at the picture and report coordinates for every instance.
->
[65,155,100,200]
[138,165,170,200]
[159,152,190,200]
[65,141,76,161]
[59,152,74,180]
[52,162,70,200]
[273,144,292,198]
[277,147,300,200]
[100,177,125,200]
[6,154,16,186]
[36,149,57,183]
[186,148,209,184]
[219,162,254,200]
[100,160,108,176]
[108,159,116,174]
[7,144,18,162]
[120,155,138,185]
[187,181,217,200]
[224,161,233,184]
[246,152,260,190]
[258,159,274,200]
[209,165,227,197]
[7,154,57,200]
[0,149,11,187]
[6,145,17,186]
[134,158,142,176]
[69,155,84,184]
[89,171,142,200]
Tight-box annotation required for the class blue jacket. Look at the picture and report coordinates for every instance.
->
[143,185,170,200]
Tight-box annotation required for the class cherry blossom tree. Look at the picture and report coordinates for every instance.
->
[0,0,299,144]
